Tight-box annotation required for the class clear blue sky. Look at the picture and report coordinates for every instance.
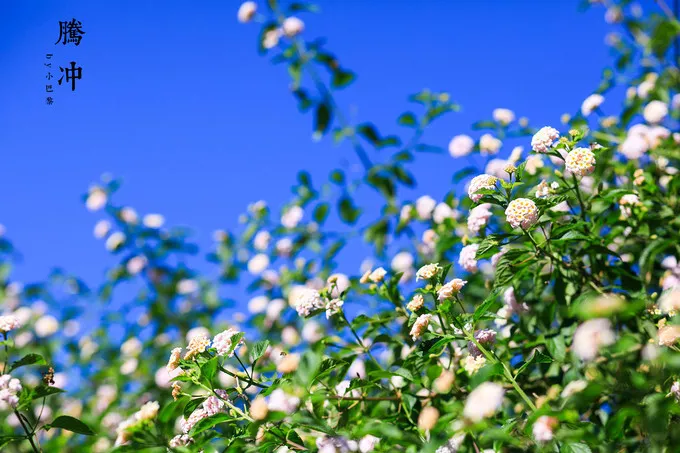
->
[1,0,618,291]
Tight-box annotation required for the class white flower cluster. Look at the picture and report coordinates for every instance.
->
[565,147,596,176]
[0,374,22,410]
[212,328,244,357]
[437,279,467,300]
[618,193,641,218]
[531,126,560,153]
[448,134,474,157]
[0,315,21,333]
[463,382,504,422]
[467,204,492,235]
[505,198,539,229]
[294,288,325,317]
[572,318,615,361]
[458,244,479,273]
[416,263,441,281]
[115,401,160,445]
[410,314,432,340]
[468,174,497,203]
[181,390,229,434]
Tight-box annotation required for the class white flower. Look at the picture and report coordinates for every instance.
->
[416,195,436,219]
[416,263,441,281]
[294,288,325,317]
[463,382,504,422]
[282,17,304,37]
[248,295,269,314]
[410,314,432,340]
[105,232,126,251]
[458,244,479,272]
[572,318,615,361]
[493,108,515,125]
[433,203,455,224]
[267,389,300,413]
[525,154,544,175]
[325,299,344,319]
[620,134,649,159]
[448,135,474,157]
[369,267,387,283]
[643,100,668,124]
[505,198,539,229]
[143,214,164,228]
[438,279,467,300]
[535,181,550,198]
[120,207,138,224]
[659,289,680,314]
[263,29,281,49]
[213,328,244,357]
[93,220,111,239]
[531,126,560,153]
[468,174,497,203]
[237,1,257,23]
[479,134,502,155]
[121,338,143,357]
[35,315,58,337]
[391,251,414,276]
[467,203,492,235]
[561,379,588,398]
[359,434,379,453]
[565,147,596,176]
[86,187,107,211]
[581,93,604,116]
[671,381,680,401]
[253,231,271,251]
[0,315,21,333]
[485,158,510,179]
[281,206,303,229]
[247,253,270,275]
[407,294,424,312]
[177,279,199,295]
[126,256,147,275]
[533,416,558,442]
[276,238,293,256]
[0,374,22,410]
[619,194,640,218]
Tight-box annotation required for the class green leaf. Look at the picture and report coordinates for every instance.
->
[397,112,417,127]
[44,415,95,436]
[249,340,270,363]
[473,288,502,323]
[314,102,332,136]
[189,413,233,436]
[546,335,566,362]
[313,203,330,224]
[10,354,46,372]
[331,69,356,89]
[515,349,552,377]
[338,196,361,225]
[563,443,592,453]
[201,357,218,382]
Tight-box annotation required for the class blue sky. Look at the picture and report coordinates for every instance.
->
[0,0,617,291]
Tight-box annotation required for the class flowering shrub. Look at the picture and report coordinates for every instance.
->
[2,1,680,452]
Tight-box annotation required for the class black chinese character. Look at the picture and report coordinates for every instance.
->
[46,72,53,80]
[55,19,85,46]
[58,62,82,91]
[46,84,53,93]
[46,97,54,105]
[45,62,52,68]
[46,53,53,59]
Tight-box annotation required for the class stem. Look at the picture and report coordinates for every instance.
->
[342,313,379,365]
[466,335,537,412]
[571,174,588,223]
[15,410,41,453]
[217,364,268,389]
[433,293,456,369]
